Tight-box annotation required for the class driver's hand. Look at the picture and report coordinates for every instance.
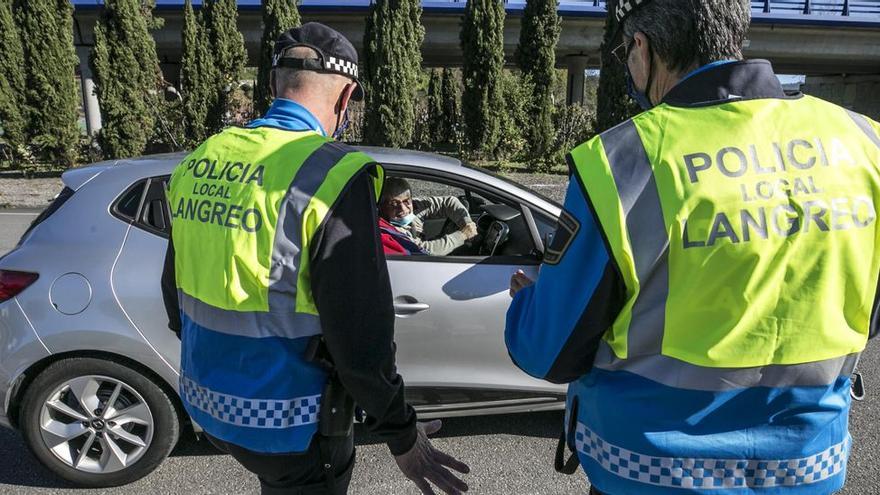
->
[459,222,478,240]
[509,269,535,297]
[394,420,470,494]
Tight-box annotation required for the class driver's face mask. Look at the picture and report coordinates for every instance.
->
[391,213,416,227]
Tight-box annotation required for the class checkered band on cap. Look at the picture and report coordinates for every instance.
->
[325,56,359,78]
[575,422,848,489]
[615,0,652,23]
[181,377,321,429]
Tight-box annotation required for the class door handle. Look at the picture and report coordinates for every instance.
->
[393,296,430,316]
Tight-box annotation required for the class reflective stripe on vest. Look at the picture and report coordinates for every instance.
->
[180,376,321,429]
[168,127,383,453]
[566,96,880,493]
[575,422,849,490]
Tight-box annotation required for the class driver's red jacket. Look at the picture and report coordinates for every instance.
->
[378,218,426,255]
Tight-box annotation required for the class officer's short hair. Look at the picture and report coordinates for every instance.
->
[272,46,347,95]
[623,0,750,73]
[381,177,412,202]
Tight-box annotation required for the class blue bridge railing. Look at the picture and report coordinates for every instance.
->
[71,0,880,22]
[752,0,880,15]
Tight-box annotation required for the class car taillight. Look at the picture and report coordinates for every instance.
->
[0,270,39,303]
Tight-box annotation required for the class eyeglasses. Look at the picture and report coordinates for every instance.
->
[612,38,636,65]
[384,197,412,209]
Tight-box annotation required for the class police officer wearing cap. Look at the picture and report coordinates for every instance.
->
[162,23,469,494]
[505,1,879,493]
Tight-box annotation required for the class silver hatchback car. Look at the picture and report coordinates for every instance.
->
[0,148,565,487]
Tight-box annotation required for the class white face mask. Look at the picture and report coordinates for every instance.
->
[391,213,416,227]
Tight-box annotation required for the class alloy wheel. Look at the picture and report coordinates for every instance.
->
[38,375,154,474]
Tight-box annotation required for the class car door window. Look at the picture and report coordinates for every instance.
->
[531,208,559,251]
[140,178,170,235]
[112,176,170,238]
[111,179,147,222]
[381,173,539,262]
[402,178,471,242]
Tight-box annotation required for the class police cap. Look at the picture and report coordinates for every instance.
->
[612,0,655,42]
[273,22,364,101]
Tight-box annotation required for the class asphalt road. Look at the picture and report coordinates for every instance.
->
[0,209,40,253]
[0,209,878,495]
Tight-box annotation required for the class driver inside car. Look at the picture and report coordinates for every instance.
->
[378,177,479,256]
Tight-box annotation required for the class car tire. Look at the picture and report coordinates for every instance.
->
[19,357,180,488]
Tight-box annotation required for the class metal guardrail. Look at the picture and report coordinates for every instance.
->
[551,0,880,15]
[71,0,880,17]
[561,0,880,15]
[752,0,880,15]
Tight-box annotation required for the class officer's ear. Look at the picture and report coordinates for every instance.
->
[269,70,277,99]
[631,32,651,69]
[336,82,357,116]
[628,32,654,89]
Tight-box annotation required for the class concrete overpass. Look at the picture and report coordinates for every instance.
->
[71,0,880,134]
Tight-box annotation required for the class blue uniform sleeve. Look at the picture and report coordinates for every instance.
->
[504,177,624,383]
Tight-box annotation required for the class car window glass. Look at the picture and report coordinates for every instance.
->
[532,210,559,248]
[111,177,173,241]
[138,177,171,235]
[407,178,466,202]
[113,180,147,221]
[382,173,537,259]
[402,179,470,243]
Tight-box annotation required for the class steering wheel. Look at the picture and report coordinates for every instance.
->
[479,219,510,256]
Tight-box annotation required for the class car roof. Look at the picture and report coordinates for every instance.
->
[70,147,559,214]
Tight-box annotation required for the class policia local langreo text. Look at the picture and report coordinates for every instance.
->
[680,136,877,248]
[169,158,267,233]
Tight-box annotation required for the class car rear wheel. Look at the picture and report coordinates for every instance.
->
[20,357,180,487]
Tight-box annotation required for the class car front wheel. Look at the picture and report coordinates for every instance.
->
[19,357,180,487]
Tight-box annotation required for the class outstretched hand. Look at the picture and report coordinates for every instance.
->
[509,269,535,297]
[394,420,470,495]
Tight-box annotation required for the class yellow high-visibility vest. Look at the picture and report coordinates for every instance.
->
[167,126,382,453]
[571,95,879,370]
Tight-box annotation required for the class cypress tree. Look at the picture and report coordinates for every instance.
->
[255,0,300,117]
[596,0,638,133]
[0,0,27,158]
[516,0,559,165]
[203,0,247,129]
[90,0,163,158]
[439,68,459,146]
[362,0,425,147]
[181,0,220,145]
[460,0,506,159]
[15,0,80,166]
[426,69,443,147]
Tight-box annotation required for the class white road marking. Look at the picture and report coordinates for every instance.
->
[0,212,39,216]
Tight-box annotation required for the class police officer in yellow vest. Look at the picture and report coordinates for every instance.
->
[505,1,879,493]
[161,23,469,495]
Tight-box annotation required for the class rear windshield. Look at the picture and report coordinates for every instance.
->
[16,187,75,246]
